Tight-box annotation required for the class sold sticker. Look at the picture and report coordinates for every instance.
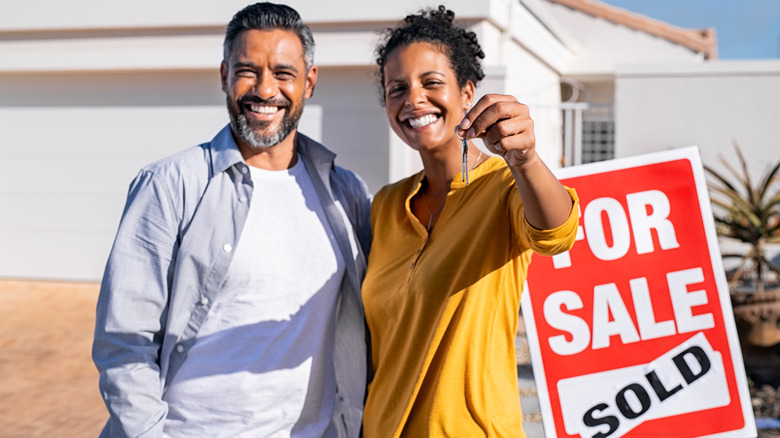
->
[559,333,728,437]
[522,147,755,438]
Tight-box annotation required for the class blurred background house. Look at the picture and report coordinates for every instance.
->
[2,0,779,281]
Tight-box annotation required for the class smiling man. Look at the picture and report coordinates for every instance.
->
[92,3,372,437]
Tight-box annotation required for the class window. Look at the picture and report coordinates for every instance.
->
[561,103,615,166]
[582,104,614,164]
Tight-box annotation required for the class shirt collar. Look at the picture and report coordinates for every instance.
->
[409,155,506,197]
[207,124,337,176]
[450,155,505,189]
[207,124,247,174]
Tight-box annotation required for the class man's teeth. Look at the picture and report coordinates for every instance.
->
[250,104,279,114]
[408,114,437,128]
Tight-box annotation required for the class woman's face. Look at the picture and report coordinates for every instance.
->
[382,42,474,152]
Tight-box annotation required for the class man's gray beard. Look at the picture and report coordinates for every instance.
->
[231,115,279,148]
[229,105,302,149]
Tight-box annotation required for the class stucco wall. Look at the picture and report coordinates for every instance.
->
[0,66,393,281]
[0,0,570,280]
[614,61,780,178]
[0,70,224,280]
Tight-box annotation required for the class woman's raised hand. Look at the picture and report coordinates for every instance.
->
[457,94,538,169]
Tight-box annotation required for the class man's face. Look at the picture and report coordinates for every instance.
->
[221,29,317,150]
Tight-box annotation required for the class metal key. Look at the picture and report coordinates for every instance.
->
[456,126,469,185]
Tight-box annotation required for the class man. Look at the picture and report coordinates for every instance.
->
[92,3,371,437]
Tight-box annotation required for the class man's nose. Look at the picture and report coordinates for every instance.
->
[255,72,278,99]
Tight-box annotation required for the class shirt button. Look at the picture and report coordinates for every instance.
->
[223,244,233,253]
[409,262,415,269]
[176,345,184,353]
[240,166,248,174]
[239,196,247,203]
[200,297,209,306]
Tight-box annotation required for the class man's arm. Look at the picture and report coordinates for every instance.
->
[93,170,179,437]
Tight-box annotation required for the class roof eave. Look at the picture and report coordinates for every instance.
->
[546,0,718,60]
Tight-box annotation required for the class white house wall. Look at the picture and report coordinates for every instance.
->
[0,0,516,33]
[545,1,705,79]
[0,70,227,280]
[614,60,780,179]
[502,44,565,168]
[0,0,570,281]
[306,67,391,191]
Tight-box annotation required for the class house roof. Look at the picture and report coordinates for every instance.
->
[546,0,718,59]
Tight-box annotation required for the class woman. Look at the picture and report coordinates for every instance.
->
[361,6,580,437]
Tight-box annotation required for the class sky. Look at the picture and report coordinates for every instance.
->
[599,0,780,59]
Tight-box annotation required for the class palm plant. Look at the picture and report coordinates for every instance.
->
[704,142,780,293]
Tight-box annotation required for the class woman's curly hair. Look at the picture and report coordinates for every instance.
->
[375,5,485,105]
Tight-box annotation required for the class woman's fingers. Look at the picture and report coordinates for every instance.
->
[458,94,518,139]
[459,94,537,166]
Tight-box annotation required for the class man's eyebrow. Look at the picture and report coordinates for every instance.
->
[231,61,300,73]
[231,61,256,69]
[272,62,300,73]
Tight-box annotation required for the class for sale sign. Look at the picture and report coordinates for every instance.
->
[522,147,755,438]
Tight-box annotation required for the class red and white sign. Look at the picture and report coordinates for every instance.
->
[522,147,755,438]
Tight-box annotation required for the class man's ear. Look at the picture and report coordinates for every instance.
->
[220,62,228,94]
[304,65,318,99]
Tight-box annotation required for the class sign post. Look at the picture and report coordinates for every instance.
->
[522,147,756,438]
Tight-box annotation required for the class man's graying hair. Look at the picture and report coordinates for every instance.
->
[223,2,315,69]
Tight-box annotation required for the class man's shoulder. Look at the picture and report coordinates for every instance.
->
[138,125,237,182]
[297,133,368,193]
[296,132,335,164]
[331,162,365,187]
[139,144,211,182]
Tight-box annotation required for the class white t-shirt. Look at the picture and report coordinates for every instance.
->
[163,157,345,437]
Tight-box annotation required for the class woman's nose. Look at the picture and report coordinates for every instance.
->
[405,85,426,107]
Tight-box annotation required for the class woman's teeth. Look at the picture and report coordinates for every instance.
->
[407,114,438,128]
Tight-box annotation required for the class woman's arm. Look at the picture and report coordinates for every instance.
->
[458,94,573,230]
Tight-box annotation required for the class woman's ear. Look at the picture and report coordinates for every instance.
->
[461,80,475,110]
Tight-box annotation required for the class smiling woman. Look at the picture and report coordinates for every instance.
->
[382,41,472,155]
[360,5,580,438]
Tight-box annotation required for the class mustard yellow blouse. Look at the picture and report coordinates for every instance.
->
[362,157,579,437]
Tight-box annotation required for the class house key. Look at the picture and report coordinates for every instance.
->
[456,126,469,185]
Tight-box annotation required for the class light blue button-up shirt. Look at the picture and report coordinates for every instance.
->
[93,125,372,438]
